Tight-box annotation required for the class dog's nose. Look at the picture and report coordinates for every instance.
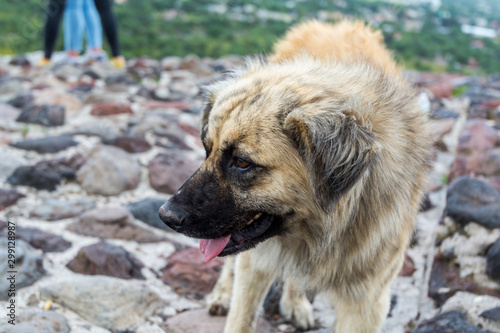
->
[159,202,186,231]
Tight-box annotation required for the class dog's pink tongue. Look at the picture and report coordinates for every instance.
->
[199,235,231,263]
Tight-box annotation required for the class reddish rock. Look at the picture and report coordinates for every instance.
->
[90,103,133,116]
[110,135,151,153]
[399,253,416,277]
[0,189,25,210]
[67,241,145,280]
[480,99,500,111]
[161,247,224,298]
[148,153,200,194]
[449,120,500,182]
[143,100,190,110]
[165,308,273,333]
[428,82,453,99]
[0,222,72,253]
[179,122,200,137]
[428,252,500,306]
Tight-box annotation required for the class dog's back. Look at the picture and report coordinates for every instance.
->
[270,20,400,75]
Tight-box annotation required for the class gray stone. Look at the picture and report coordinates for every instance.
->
[67,205,167,243]
[412,311,492,333]
[30,198,96,221]
[69,122,120,142]
[0,310,69,333]
[446,177,500,229]
[0,239,45,300]
[40,275,164,331]
[481,306,500,322]
[7,162,64,191]
[77,145,141,196]
[16,104,65,127]
[127,198,173,231]
[10,134,78,153]
[7,92,34,109]
[487,238,500,279]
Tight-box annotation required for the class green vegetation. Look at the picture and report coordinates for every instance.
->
[1,0,500,74]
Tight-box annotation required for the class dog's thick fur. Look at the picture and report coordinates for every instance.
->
[160,20,429,333]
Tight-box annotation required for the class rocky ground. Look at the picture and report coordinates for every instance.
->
[0,52,500,333]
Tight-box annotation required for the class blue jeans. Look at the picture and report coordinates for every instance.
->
[64,0,102,52]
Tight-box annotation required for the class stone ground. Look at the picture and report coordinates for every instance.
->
[1,52,500,333]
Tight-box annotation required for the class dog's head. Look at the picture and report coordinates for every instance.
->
[159,60,380,262]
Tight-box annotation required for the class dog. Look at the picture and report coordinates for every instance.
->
[160,20,429,333]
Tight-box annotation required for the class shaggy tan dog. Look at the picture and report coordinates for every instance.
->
[160,20,429,333]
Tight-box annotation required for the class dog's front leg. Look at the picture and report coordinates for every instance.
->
[332,285,391,333]
[207,256,235,316]
[224,251,276,333]
[280,280,315,330]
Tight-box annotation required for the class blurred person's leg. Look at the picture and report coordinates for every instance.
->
[94,0,125,68]
[41,0,67,64]
[82,0,103,59]
[64,0,85,61]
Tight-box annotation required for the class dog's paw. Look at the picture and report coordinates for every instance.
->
[280,294,315,330]
[207,290,231,316]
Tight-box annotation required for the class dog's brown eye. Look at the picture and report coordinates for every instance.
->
[234,157,250,169]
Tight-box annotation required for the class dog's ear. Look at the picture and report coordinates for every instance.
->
[283,107,380,212]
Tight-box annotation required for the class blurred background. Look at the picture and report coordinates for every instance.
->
[1,0,500,74]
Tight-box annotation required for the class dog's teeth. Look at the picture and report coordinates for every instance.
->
[246,213,263,226]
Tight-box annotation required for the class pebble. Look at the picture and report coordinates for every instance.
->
[0,189,25,210]
[109,134,151,153]
[148,152,200,194]
[7,162,65,191]
[449,120,500,181]
[40,275,164,331]
[90,102,133,116]
[30,198,95,221]
[127,198,173,231]
[0,239,45,300]
[481,306,500,322]
[67,205,167,243]
[487,238,500,279]
[7,92,34,109]
[10,134,78,153]
[12,226,72,253]
[161,247,224,298]
[16,104,65,126]
[0,310,70,333]
[446,177,500,229]
[67,241,145,280]
[77,145,141,196]
[413,310,491,333]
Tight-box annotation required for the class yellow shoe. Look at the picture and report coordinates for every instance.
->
[110,56,125,69]
[38,57,52,66]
